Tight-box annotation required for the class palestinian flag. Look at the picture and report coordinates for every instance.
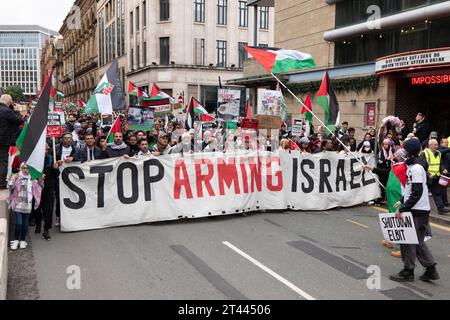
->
[246,100,252,119]
[56,90,64,98]
[106,116,122,144]
[150,83,175,103]
[386,162,408,213]
[244,46,316,74]
[16,71,52,179]
[301,93,313,123]
[7,146,20,179]
[289,139,301,151]
[85,60,126,114]
[128,81,150,102]
[316,71,340,131]
[78,100,86,108]
[186,97,214,127]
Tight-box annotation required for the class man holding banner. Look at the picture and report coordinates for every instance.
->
[390,138,440,283]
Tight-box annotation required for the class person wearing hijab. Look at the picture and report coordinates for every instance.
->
[8,163,43,250]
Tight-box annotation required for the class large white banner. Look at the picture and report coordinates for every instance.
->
[59,152,380,232]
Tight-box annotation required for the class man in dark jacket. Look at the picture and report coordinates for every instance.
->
[78,133,107,162]
[106,132,131,158]
[413,113,430,145]
[53,132,78,227]
[34,143,59,240]
[0,94,25,189]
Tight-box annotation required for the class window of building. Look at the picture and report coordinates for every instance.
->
[160,0,170,21]
[259,6,269,29]
[136,6,140,31]
[137,44,140,67]
[194,38,205,66]
[217,0,227,25]
[194,0,205,23]
[130,11,134,35]
[143,0,147,27]
[217,40,227,67]
[160,37,170,65]
[239,1,248,27]
[130,48,134,69]
[259,43,268,48]
[238,42,248,68]
[117,0,125,57]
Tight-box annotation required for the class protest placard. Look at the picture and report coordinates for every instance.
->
[378,212,419,244]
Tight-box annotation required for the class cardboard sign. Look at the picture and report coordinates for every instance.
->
[257,89,283,116]
[292,119,303,137]
[218,89,241,122]
[46,126,63,138]
[152,104,172,114]
[48,112,64,126]
[173,103,183,110]
[242,119,259,130]
[379,212,419,244]
[256,115,282,129]
[127,106,154,131]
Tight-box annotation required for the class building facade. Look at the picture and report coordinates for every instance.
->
[0,25,58,98]
[60,0,98,102]
[125,0,275,112]
[97,0,127,93]
[40,37,64,93]
[234,0,450,140]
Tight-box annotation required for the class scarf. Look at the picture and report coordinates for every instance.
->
[108,142,128,150]
[383,146,393,161]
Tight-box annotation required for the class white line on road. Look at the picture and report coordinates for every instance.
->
[222,241,316,300]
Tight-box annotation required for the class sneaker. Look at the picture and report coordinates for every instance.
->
[10,240,19,251]
[381,240,394,249]
[389,268,414,282]
[19,241,28,249]
[42,232,52,241]
[368,201,375,205]
[390,250,402,258]
[420,265,440,282]
[54,217,60,227]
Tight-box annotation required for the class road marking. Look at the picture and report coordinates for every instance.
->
[430,223,450,233]
[222,241,316,300]
[346,219,369,229]
[371,206,388,213]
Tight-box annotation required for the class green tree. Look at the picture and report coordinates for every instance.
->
[3,85,24,102]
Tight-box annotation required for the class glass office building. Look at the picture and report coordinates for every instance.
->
[0,25,58,97]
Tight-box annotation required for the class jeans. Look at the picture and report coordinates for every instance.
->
[14,211,30,241]
[0,145,9,187]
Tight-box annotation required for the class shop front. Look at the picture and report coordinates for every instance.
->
[376,47,450,137]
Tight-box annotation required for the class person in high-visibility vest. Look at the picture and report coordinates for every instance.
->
[420,139,450,214]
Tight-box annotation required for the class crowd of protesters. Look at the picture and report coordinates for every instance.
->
[2,92,450,251]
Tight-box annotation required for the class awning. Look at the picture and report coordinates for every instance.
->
[288,63,376,83]
[246,0,274,7]
[226,74,287,87]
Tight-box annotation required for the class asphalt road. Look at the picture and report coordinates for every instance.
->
[7,205,450,300]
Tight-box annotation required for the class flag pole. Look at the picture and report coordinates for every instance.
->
[270,72,385,190]
[52,137,57,165]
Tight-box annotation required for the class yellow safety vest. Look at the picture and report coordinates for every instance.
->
[424,149,441,177]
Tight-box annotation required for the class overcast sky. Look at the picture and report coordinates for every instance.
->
[1,0,75,32]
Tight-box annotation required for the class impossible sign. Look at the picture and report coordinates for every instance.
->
[46,126,63,138]
[255,115,282,129]
[378,212,419,244]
